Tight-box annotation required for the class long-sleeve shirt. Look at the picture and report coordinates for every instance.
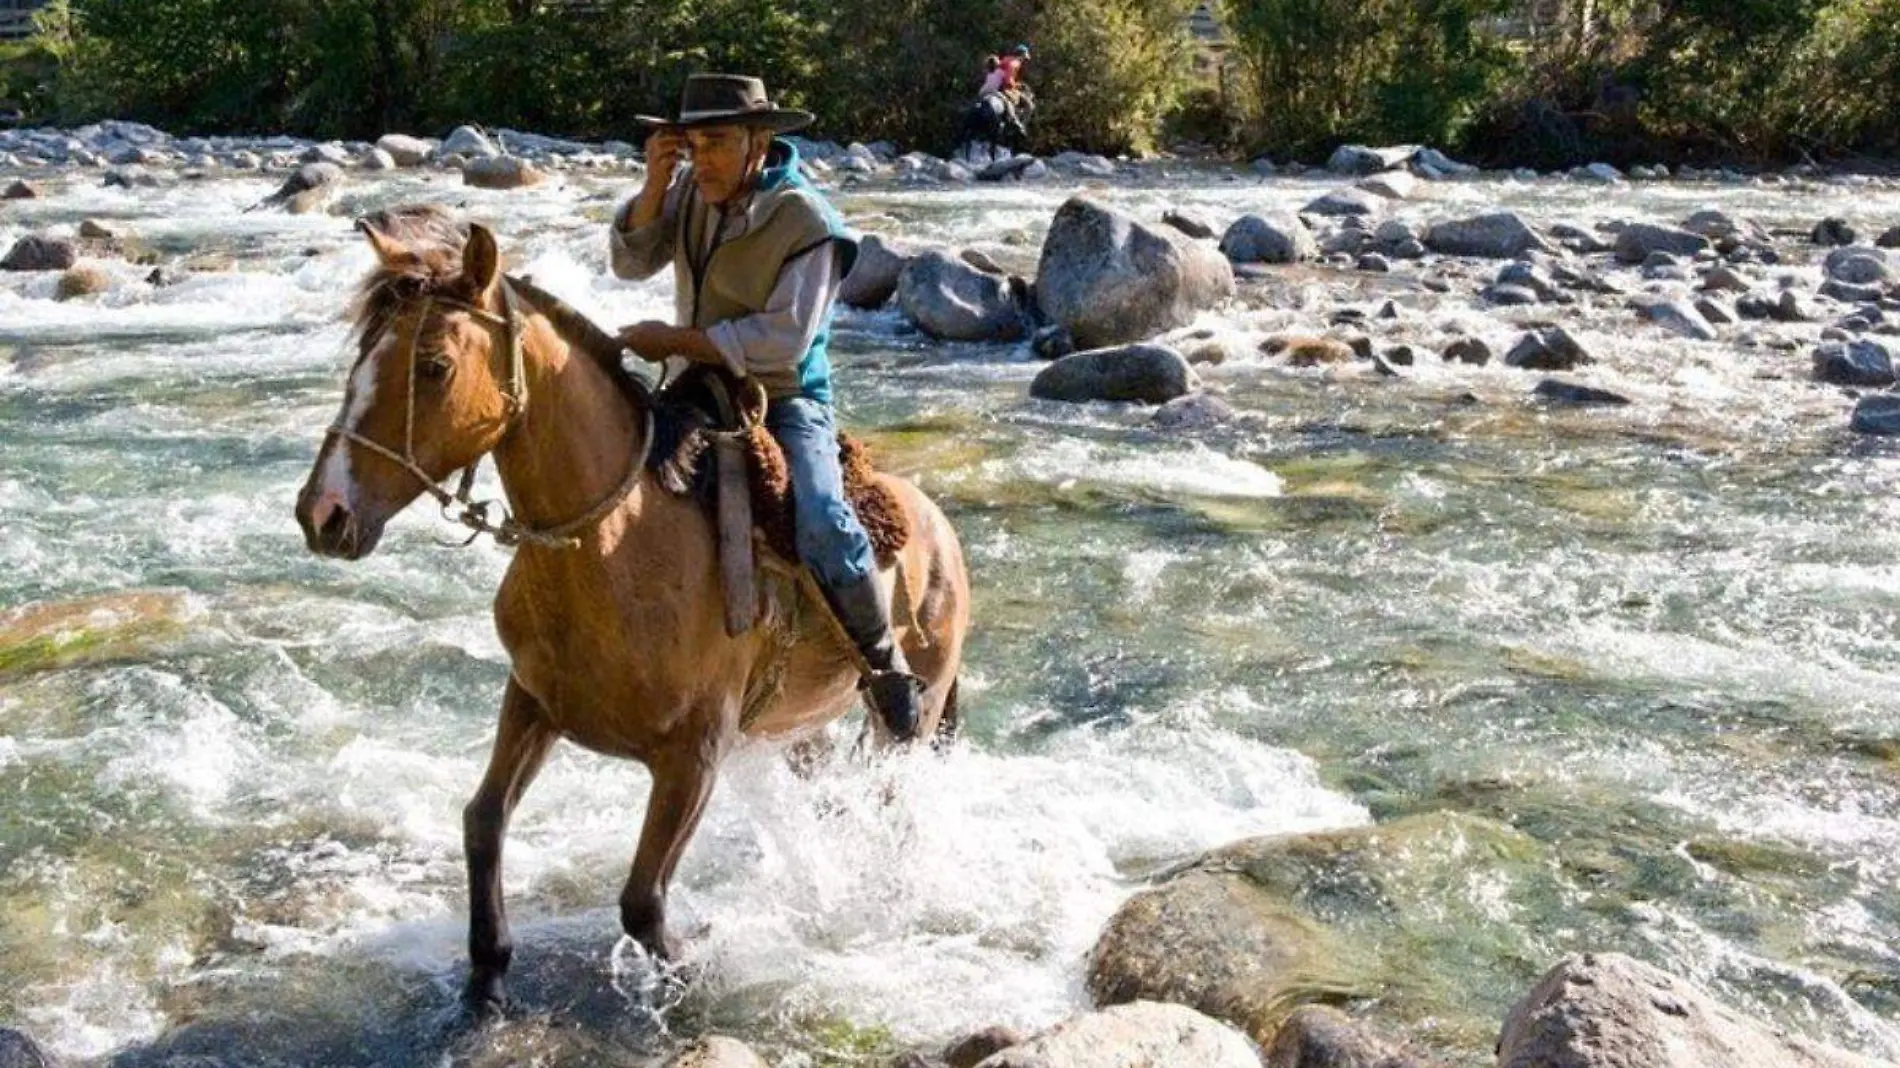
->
[610,171,842,385]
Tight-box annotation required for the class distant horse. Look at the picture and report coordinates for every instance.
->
[953,90,1035,164]
[294,208,971,1012]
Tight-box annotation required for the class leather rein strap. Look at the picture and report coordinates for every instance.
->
[326,276,652,550]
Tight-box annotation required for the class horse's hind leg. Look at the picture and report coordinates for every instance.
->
[463,680,558,1015]
[620,745,721,963]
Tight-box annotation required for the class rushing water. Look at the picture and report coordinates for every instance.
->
[4,162,1900,1066]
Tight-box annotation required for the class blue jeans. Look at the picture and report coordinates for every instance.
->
[766,396,875,589]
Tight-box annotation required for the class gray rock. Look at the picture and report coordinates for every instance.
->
[1549,223,1612,255]
[302,142,352,166]
[1322,229,1374,257]
[440,125,499,159]
[1878,226,1900,250]
[264,162,343,213]
[1374,220,1418,246]
[1695,298,1736,325]
[1391,238,1427,260]
[1250,156,1278,176]
[357,147,396,171]
[1614,223,1710,265]
[1266,1005,1418,1068]
[1851,393,1900,435]
[376,133,434,166]
[1152,392,1236,429]
[1356,253,1391,273]
[1773,290,1815,322]
[1425,212,1546,258]
[1220,213,1314,265]
[1498,953,1887,1068]
[1032,325,1077,361]
[1813,340,1896,386]
[1635,297,1719,340]
[1037,196,1235,349]
[463,155,546,189]
[974,1002,1258,1068]
[1484,284,1542,306]
[898,251,1025,342]
[1443,337,1492,365]
[840,234,921,309]
[1581,162,1625,183]
[935,160,975,183]
[1824,246,1893,285]
[1031,344,1197,404]
[1534,379,1631,406]
[946,1027,1028,1068]
[0,1028,54,1068]
[664,1035,768,1068]
[1414,147,1478,177]
[961,247,1006,275]
[1506,327,1593,370]
[2,179,37,200]
[1162,209,1218,241]
[1303,188,1384,217]
[1813,217,1858,246]
[1498,261,1566,302]
[977,154,1038,182]
[1358,171,1417,200]
[102,165,161,189]
[1701,265,1752,292]
[1326,144,1414,175]
[1822,279,1887,304]
[1,235,78,272]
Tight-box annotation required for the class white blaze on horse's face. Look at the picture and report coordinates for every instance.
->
[309,330,397,534]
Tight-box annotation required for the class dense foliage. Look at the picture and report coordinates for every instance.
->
[4,0,1899,164]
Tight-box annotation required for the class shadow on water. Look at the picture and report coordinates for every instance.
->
[106,922,676,1068]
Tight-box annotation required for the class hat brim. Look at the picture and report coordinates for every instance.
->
[635,108,814,133]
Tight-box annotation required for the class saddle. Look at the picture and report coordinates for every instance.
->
[647,366,910,635]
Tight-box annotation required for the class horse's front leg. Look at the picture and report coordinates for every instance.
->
[620,740,722,962]
[463,679,559,1016]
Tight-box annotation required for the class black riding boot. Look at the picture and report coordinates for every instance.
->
[824,573,924,743]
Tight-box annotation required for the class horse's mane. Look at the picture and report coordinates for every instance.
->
[351,204,648,407]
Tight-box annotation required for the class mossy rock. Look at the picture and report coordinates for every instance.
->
[0,589,196,680]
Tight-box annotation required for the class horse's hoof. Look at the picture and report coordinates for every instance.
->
[462,973,510,1021]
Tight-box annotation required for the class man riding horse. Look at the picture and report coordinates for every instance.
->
[609,74,925,742]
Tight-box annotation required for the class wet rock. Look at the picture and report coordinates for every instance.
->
[1549,223,1610,255]
[0,1028,55,1068]
[1037,196,1235,349]
[1032,324,1077,361]
[1822,279,1887,304]
[1162,209,1217,241]
[1484,284,1541,306]
[899,251,1025,342]
[1701,265,1752,292]
[1382,345,1415,366]
[1498,953,1888,1068]
[1695,298,1736,326]
[1812,217,1857,246]
[301,142,351,166]
[1221,212,1315,265]
[77,220,118,242]
[1031,344,1196,404]
[1682,209,1768,246]
[974,1002,1258,1068]
[440,125,500,159]
[264,162,343,213]
[1391,238,1427,260]
[839,233,919,309]
[1773,290,1814,323]
[2,235,78,272]
[665,1036,768,1068]
[1813,340,1896,386]
[1497,261,1567,302]
[2,179,38,200]
[1534,378,1631,407]
[1358,171,1417,201]
[1878,226,1900,250]
[376,133,434,166]
[56,265,111,301]
[960,248,1006,275]
[357,147,397,171]
[1266,1006,1417,1068]
[463,155,546,190]
[1635,297,1719,341]
[1303,188,1384,218]
[1414,147,1478,177]
[1614,223,1710,265]
[1824,246,1893,285]
[1425,212,1546,258]
[103,165,161,189]
[1506,327,1593,370]
[1851,394,1900,435]
[1265,335,1356,367]
[1373,220,1418,246]
[1356,253,1390,273]
[1581,162,1625,183]
[1326,144,1414,175]
[0,589,195,680]
[945,1027,1027,1068]
[1322,230,1374,257]
[1152,392,1235,429]
[1442,337,1492,365]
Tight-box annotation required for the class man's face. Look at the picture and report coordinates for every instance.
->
[687,125,767,206]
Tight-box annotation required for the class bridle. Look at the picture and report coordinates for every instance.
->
[326,276,650,550]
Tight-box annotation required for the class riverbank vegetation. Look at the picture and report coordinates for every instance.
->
[3,0,1897,165]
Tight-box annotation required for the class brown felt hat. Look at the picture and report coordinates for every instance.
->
[636,74,814,133]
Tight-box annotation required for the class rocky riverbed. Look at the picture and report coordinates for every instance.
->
[4,121,1900,1067]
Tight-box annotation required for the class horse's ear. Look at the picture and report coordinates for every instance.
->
[464,224,501,297]
[356,218,408,266]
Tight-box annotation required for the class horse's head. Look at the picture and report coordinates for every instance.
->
[296,212,522,559]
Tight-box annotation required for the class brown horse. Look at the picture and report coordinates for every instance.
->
[293,210,971,1012]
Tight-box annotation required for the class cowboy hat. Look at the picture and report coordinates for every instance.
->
[636,74,814,133]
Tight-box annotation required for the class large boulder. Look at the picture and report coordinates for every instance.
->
[1823,246,1892,285]
[1424,212,1547,258]
[1221,213,1316,265]
[1813,340,1896,386]
[974,1002,1260,1068]
[375,133,435,166]
[2,235,78,272]
[1031,344,1197,405]
[897,250,1025,342]
[1498,953,1888,1068]
[840,233,922,309]
[1614,223,1711,265]
[1038,197,1234,349]
[440,124,500,159]
[1851,394,1900,435]
[462,155,546,190]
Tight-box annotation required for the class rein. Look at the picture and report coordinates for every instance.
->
[328,276,653,550]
